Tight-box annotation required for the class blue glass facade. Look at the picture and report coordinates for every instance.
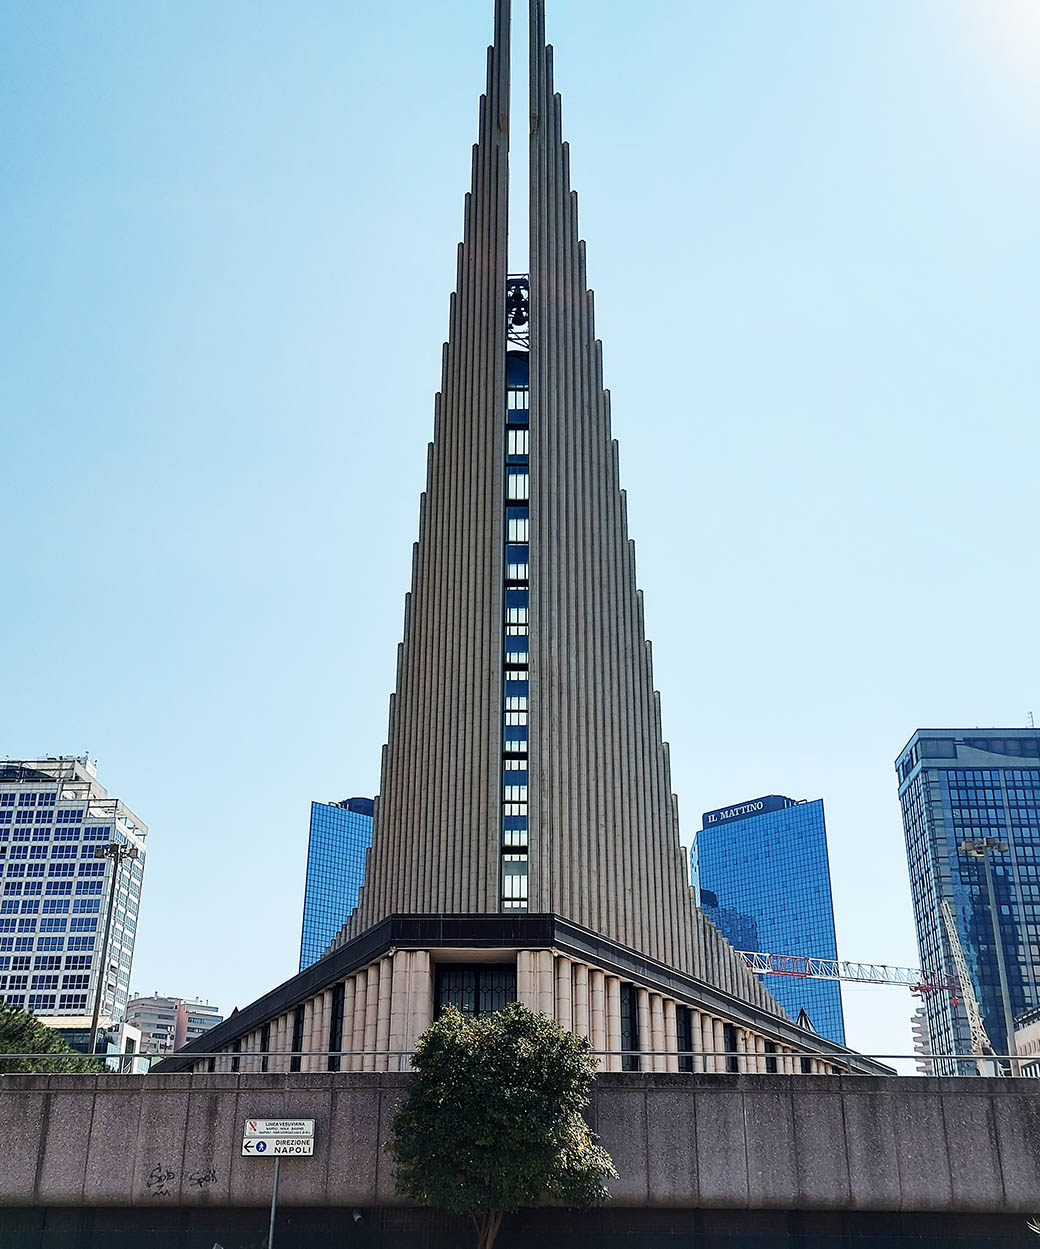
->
[693,796,846,1044]
[896,730,1040,1064]
[299,798,374,971]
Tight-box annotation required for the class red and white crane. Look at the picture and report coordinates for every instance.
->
[734,950,958,998]
[737,928,1004,1069]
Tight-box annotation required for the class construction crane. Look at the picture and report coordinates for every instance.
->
[738,925,1002,1074]
[939,898,997,1066]
[735,950,957,997]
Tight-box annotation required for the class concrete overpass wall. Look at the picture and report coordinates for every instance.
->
[1,1072,1038,1214]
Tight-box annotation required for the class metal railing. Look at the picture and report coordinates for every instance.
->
[1,1049,1035,1075]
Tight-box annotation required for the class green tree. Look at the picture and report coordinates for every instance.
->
[0,1002,105,1074]
[388,1001,617,1249]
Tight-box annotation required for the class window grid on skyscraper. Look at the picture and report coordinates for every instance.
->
[501,348,530,910]
[897,732,1040,1068]
[299,799,373,971]
[0,760,145,1023]
[695,797,846,1046]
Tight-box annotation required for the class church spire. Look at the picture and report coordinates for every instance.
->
[335,0,778,1015]
[343,0,511,933]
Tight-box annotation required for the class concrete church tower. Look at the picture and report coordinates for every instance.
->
[164,0,883,1077]
[338,0,768,1005]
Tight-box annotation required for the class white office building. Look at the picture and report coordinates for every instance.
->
[0,757,147,1022]
[125,994,223,1054]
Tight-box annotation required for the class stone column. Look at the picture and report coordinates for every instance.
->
[573,963,590,1040]
[636,989,651,1074]
[536,950,554,1016]
[589,970,606,1057]
[663,1000,678,1074]
[300,996,317,1073]
[311,994,326,1073]
[712,1018,726,1073]
[271,1015,288,1074]
[339,976,356,1071]
[555,957,573,1032]
[389,951,411,1059]
[650,994,666,1073]
[363,962,381,1071]
[516,950,538,1009]
[689,1009,703,1072]
[605,977,622,1072]
[350,971,368,1072]
[407,950,434,1062]
[375,956,393,1071]
[701,1013,715,1073]
[755,1034,766,1074]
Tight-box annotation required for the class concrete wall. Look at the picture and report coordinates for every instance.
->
[1,1072,1039,1214]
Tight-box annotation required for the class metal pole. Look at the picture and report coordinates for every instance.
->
[88,847,121,1056]
[981,846,1018,1075]
[268,1155,280,1249]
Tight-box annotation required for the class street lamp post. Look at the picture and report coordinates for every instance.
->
[959,836,1017,1075]
[87,841,140,1056]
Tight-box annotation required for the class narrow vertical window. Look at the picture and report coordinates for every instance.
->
[328,982,346,1072]
[676,1005,694,1073]
[290,1005,305,1073]
[620,984,640,1072]
[501,343,530,911]
[723,1022,738,1074]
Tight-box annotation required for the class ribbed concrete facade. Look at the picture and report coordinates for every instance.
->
[329,0,778,1017]
[343,0,511,934]
[524,3,770,1010]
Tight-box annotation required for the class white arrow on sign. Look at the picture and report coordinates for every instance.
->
[242,1137,314,1157]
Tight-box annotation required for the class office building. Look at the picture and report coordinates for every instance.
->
[911,1005,933,1075]
[46,1014,148,1073]
[0,757,146,1023]
[695,795,846,1045]
[124,994,224,1054]
[896,729,1040,1064]
[159,0,885,1079]
[299,798,374,971]
[1014,1006,1040,1078]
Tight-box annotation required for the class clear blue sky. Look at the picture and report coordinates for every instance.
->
[2,1,1037,1061]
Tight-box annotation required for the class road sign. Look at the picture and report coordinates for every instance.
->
[242,1137,314,1156]
[244,1119,314,1138]
[242,1118,316,1158]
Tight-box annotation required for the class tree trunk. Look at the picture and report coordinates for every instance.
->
[473,1209,505,1249]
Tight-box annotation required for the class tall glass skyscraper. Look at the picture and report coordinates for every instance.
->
[896,729,1040,1064]
[694,795,846,1044]
[298,798,373,971]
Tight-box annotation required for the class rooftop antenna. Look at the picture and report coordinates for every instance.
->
[1029,712,1035,729]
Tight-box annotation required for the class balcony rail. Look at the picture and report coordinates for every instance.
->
[0,1050,1034,1075]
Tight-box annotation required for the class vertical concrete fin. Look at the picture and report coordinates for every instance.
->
[524,0,781,1008]
[333,0,510,940]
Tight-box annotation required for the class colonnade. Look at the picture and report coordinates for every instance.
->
[197,948,840,1077]
[516,951,838,1074]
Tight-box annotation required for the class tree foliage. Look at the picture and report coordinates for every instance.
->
[389,1002,617,1249]
[0,1002,105,1074]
